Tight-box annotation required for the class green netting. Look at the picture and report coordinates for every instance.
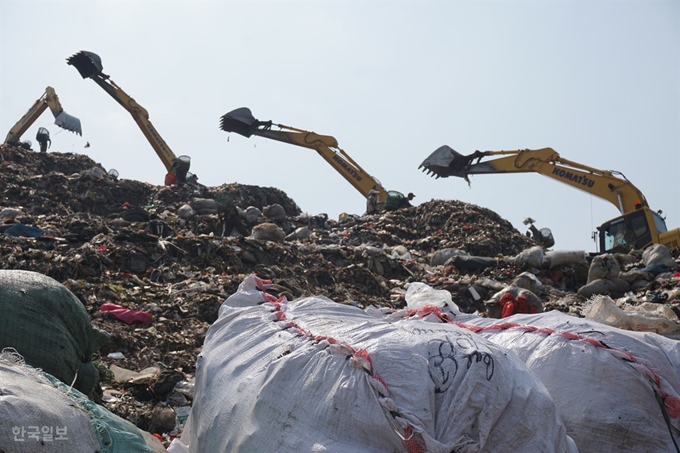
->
[42,372,156,453]
[0,270,110,398]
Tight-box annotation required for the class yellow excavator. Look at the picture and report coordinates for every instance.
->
[4,86,82,149]
[220,107,411,212]
[66,51,193,185]
[419,145,680,253]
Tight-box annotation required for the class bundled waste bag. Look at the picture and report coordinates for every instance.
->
[0,349,164,453]
[177,275,577,453]
[0,270,110,398]
[459,310,680,453]
[396,284,680,453]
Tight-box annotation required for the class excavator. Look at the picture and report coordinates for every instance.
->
[66,51,193,185]
[4,86,82,149]
[220,107,409,211]
[419,145,680,254]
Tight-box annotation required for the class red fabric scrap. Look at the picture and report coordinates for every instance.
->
[100,302,153,325]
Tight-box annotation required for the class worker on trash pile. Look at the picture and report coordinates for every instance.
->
[385,192,415,212]
[523,217,555,248]
[36,127,51,153]
[216,196,250,237]
[366,189,379,215]
[401,192,415,209]
[164,157,191,186]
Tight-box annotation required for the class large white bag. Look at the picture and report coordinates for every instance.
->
[452,310,680,453]
[181,275,577,453]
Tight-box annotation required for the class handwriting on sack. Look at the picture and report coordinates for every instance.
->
[425,331,495,392]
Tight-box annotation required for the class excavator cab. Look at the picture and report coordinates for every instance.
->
[67,51,105,79]
[598,209,659,253]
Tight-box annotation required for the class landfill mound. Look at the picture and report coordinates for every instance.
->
[1,144,678,443]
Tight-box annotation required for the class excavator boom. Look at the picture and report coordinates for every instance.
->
[221,108,390,204]
[420,145,679,253]
[4,86,82,145]
[67,51,182,175]
[420,145,648,214]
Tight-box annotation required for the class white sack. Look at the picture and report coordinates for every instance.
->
[642,244,677,269]
[176,204,195,220]
[453,310,680,453]
[544,250,588,268]
[190,198,218,215]
[263,203,287,220]
[0,353,100,453]
[184,275,577,453]
[587,254,620,283]
[251,222,285,242]
[583,296,680,335]
[430,248,467,266]
[513,245,545,268]
[242,206,262,224]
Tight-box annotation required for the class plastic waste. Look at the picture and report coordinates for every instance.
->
[583,296,680,335]
[405,281,459,311]
[100,303,153,325]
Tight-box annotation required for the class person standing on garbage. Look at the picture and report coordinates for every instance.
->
[216,196,250,237]
[366,188,379,215]
[36,127,51,153]
[384,192,415,212]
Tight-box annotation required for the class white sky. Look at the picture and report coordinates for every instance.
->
[1,0,678,252]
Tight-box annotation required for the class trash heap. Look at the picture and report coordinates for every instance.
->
[1,144,679,451]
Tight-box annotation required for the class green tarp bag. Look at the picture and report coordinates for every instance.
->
[0,270,110,398]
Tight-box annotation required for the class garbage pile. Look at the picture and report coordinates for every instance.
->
[1,144,679,451]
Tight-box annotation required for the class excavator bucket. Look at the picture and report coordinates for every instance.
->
[67,51,104,79]
[220,108,258,138]
[54,111,82,136]
[418,145,474,179]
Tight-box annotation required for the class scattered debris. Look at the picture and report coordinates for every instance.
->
[0,144,678,449]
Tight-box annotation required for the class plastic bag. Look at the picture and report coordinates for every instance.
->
[583,296,680,335]
[405,281,459,311]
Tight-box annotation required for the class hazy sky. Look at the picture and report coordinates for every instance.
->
[1,0,678,252]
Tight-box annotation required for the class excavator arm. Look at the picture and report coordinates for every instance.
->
[420,145,679,253]
[220,107,389,204]
[67,51,179,173]
[420,145,648,214]
[4,86,82,145]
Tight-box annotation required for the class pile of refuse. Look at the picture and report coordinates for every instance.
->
[1,144,679,452]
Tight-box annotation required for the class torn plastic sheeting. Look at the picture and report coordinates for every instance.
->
[100,302,153,325]
[3,224,44,238]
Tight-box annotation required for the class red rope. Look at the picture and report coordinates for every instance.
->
[266,298,426,452]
